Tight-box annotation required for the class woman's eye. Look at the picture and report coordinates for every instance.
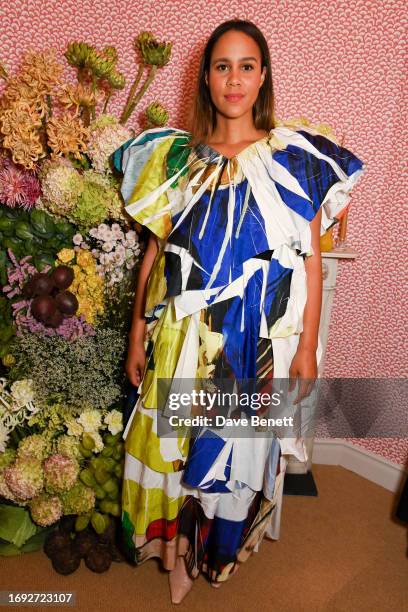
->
[215,64,254,72]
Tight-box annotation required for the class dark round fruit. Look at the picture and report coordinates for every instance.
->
[97,519,116,547]
[85,544,112,573]
[73,531,98,559]
[31,272,55,296]
[59,515,76,533]
[45,309,64,329]
[51,546,81,575]
[31,295,56,322]
[22,279,36,299]
[43,530,71,559]
[51,265,74,290]
[55,291,78,315]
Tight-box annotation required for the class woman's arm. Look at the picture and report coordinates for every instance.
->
[289,207,323,402]
[298,207,323,353]
[126,231,159,386]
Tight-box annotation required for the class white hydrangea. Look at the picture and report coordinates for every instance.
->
[87,122,133,174]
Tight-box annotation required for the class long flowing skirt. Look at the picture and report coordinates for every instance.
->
[121,294,302,583]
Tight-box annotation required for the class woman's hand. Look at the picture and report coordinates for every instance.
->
[125,339,146,387]
[288,346,318,404]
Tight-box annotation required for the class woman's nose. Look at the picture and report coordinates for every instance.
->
[227,68,241,86]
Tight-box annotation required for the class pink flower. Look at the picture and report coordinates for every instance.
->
[43,453,79,493]
[0,160,41,209]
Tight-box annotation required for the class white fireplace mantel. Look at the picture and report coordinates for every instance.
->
[285,247,358,475]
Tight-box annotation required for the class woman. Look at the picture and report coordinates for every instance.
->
[111,19,365,604]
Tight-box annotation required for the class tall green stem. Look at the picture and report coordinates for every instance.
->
[120,64,157,125]
[119,63,145,125]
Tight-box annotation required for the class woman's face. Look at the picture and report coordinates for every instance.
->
[205,30,266,121]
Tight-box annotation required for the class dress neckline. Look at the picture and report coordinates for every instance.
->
[195,131,271,161]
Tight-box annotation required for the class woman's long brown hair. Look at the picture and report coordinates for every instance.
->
[188,19,276,147]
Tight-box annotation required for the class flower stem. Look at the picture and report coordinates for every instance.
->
[103,91,112,114]
[120,65,157,125]
[90,75,97,121]
[119,63,144,125]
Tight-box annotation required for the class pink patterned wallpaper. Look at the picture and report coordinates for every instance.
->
[0,1,406,466]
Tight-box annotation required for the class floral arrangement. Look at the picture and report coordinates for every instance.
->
[0,31,173,572]
[0,375,125,570]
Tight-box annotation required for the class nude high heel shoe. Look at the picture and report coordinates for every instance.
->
[168,556,194,604]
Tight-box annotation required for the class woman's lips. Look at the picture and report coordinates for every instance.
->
[224,94,244,102]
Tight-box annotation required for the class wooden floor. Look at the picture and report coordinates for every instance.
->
[0,464,407,612]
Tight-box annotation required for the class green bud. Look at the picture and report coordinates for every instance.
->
[102,46,118,63]
[146,101,168,127]
[108,71,126,90]
[134,31,155,52]
[139,39,172,67]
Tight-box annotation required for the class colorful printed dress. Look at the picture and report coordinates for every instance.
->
[111,122,365,582]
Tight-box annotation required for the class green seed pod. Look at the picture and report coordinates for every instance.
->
[99,500,113,514]
[102,478,118,495]
[82,433,95,451]
[102,458,116,472]
[75,515,90,531]
[104,433,120,446]
[94,485,106,500]
[79,444,93,458]
[113,463,123,479]
[112,448,122,461]
[107,487,120,501]
[91,511,107,535]
[79,468,96,488]
[101,446,113,458]
[107,502,121,517]
[95,468,110,485]
[92,457,107,471]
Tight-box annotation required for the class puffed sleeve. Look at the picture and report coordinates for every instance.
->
[270,124,366,255]
[110,126,192,240]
